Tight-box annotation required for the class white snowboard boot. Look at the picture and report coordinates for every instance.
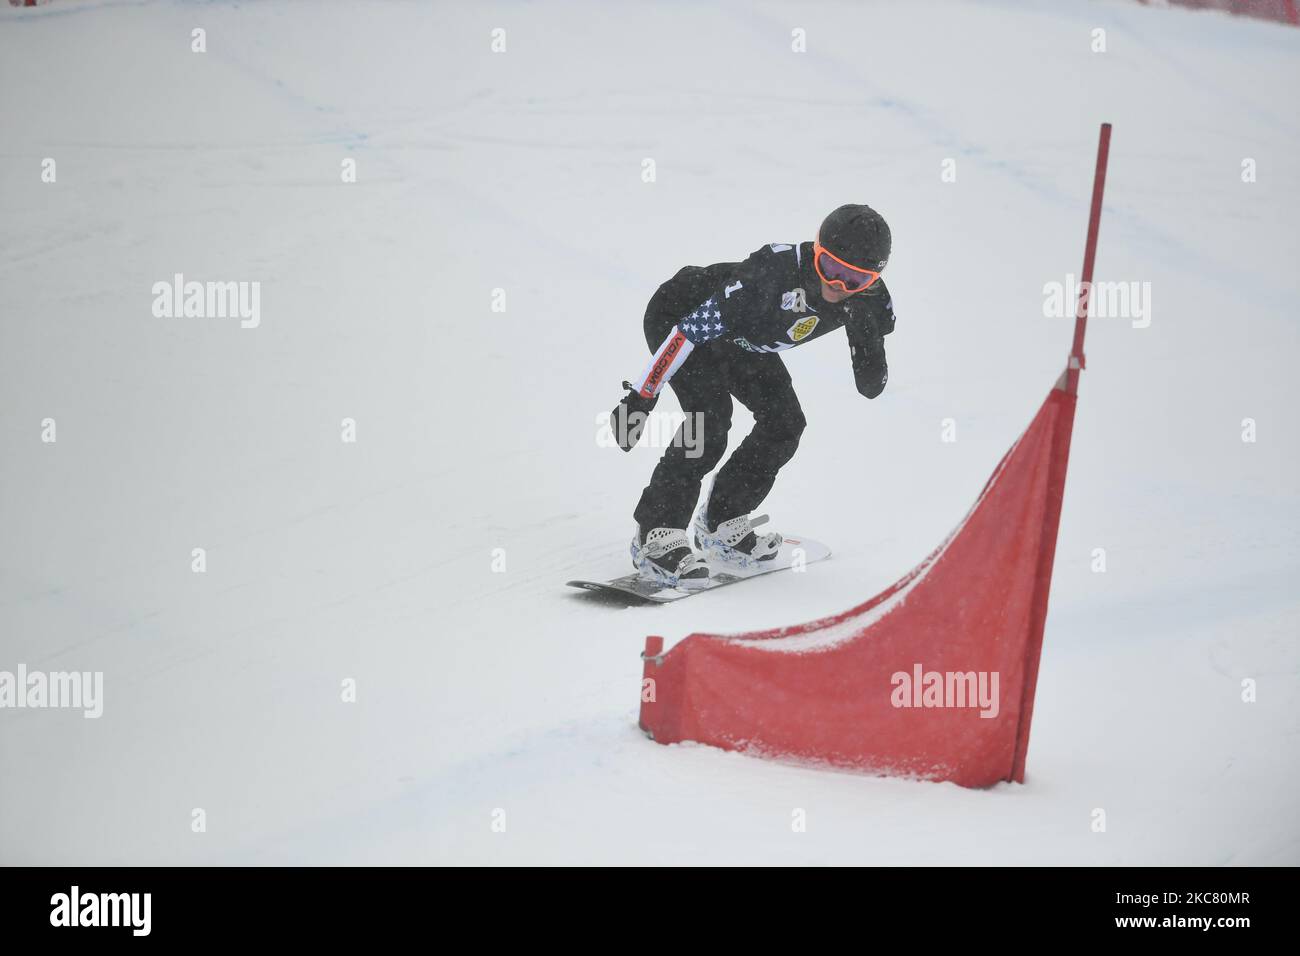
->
[694,509,783,569]
[631,526,711,588]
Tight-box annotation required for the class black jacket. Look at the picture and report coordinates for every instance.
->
[632,241,894,399]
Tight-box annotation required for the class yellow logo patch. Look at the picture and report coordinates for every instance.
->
[787,315,819,342]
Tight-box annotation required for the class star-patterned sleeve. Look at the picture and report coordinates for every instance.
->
[676,295,727,345]
[629,294,730,398]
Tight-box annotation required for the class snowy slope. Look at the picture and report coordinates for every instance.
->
[1,0,1297,865]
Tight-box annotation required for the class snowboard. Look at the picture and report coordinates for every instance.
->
[566,535,831,604]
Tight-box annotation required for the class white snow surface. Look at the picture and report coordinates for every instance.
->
[1,0,1297,865]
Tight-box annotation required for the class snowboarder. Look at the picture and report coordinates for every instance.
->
[610,204,896,587]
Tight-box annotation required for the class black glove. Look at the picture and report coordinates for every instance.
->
[851,343,889,399]
[609,381,658,452]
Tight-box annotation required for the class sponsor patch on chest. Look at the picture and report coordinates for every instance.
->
[786,315,819,342]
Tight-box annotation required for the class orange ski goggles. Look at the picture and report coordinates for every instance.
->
[813,242,882,293]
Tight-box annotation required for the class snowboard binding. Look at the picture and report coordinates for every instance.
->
[694,509,783,569]
[631,527,711,589]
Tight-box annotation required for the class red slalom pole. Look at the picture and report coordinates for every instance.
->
[1065,122,1112,394]
[1010,123,1112,783]
[638,636,664,736]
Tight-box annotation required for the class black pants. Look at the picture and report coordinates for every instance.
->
[634,300,806,532]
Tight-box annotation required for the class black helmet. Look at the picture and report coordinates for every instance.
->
[817,204,891,272]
